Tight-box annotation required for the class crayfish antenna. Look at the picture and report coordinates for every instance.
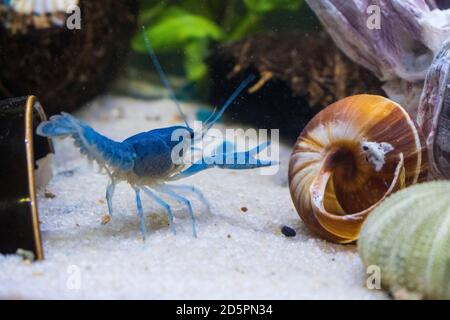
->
[194,74,256,141]
[142,25,256,137]
[141,26,190,128]
[204,74,256,132]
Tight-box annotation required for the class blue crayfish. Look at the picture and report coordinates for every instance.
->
[37,31,276,239]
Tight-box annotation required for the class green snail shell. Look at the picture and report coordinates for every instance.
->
[358,181,450,300]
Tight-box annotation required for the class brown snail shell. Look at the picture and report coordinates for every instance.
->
[288,95,427,243]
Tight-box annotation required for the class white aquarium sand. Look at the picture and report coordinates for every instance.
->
[0,95,388,299]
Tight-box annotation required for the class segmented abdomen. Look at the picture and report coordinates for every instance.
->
[37,113,136,172]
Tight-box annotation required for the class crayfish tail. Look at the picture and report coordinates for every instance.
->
[37,113,76,137]
[37,113,136,173]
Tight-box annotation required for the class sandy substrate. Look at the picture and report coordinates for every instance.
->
[0,95,388,299]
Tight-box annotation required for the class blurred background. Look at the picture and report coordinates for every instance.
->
[132,0,318,87]
[0,0,383,140]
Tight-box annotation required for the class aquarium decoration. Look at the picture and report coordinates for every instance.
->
[359,181,450,300]
[0,96,54,261]
[0,0,138,115]
[306,0,450,116]
[417,40,450,179]
[288,95,427,243]
[282,0,450,243]
[306,0,450,179]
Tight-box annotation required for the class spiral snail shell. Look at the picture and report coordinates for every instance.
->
[358,181,450,300]
[288,95,427,243]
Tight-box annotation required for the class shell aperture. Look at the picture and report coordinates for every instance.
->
[289,95,427,243]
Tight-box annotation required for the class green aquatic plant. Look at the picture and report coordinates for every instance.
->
[133,0,303,82]
[358,181,450,300]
